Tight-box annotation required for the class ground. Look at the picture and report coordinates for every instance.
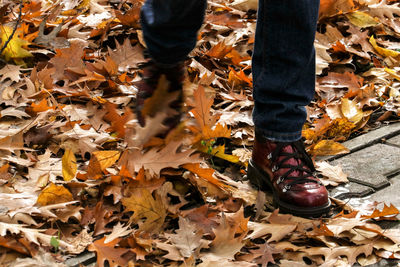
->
[0,0,400,266]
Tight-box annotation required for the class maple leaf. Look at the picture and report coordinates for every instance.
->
[122,188,167,232]
[88,237,130,267]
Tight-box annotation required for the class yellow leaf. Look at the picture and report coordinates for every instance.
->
[182,163,230,189]
[340,98,363,124]
[384,68,400,81]
[369,36,400,59]
[0,25,32,64]
[198,144,241,164]
[346,12,379,28]
[122,189,166,232]
[310,140,350,156]
[62,149,77,181]
[36,183,74,206]
[92,150,120,171]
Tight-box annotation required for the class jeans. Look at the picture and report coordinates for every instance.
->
[141,0,320,142]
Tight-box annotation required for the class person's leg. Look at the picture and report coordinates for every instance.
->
[136,0,207,127]
[252,0,319,142]
[141,0,207,65]
[249,0,331,217]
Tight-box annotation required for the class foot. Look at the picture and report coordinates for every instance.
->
[135,59,185,131]
[247,131,331,218]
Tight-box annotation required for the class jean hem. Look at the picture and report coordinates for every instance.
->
[256,128,302,142]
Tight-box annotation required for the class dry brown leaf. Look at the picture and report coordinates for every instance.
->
[315,161,348,186]
[121,141,200,176]
[168,217,204,258]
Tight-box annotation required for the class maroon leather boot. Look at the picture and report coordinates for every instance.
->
[247,131,331,217]
[135,59,185,130]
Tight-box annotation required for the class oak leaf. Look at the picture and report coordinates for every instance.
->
[36,183,74,206]
[88,237,130,267]
[62,149,77,181]
[315,161,348,186]
[121,141,201,176]
[361,203,400,220]
[122,188,167,232]
[203,214,245,261]
[0,64,21,82]
[168,217,204,258]
[0,25,32,64]
[87,150,120,179]
[310,140,350,156]
[108,39,145,72]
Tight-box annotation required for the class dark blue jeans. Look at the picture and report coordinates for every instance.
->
[141,0,320,142]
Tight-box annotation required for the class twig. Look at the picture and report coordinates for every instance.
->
[0,0,23,59]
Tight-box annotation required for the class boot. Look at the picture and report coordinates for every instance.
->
[247,130,331,217]
[135,59,185,131]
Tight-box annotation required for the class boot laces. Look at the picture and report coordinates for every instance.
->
[271,140,321,191]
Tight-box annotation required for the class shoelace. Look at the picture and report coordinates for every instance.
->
[270,140,321,192]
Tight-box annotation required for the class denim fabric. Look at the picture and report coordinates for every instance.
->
[141,0,207,64]
[252,0,320,142]
[141,0,320,142]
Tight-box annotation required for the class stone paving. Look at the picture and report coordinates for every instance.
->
[328,122,400,267]
[66,123,400,267]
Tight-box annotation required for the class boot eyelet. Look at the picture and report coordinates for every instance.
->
[276,176,283,184]
[267,153,272,159]
[282,185,291,192]
[272,166,278,172]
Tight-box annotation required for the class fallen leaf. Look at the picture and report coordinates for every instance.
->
[122,188,167,232]
[36,183,74,206]
[88,237,129,267]
[62,149,77,181]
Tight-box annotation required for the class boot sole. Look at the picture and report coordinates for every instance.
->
[247,160,331,218]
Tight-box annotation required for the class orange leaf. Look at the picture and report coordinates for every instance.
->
[29,99,56,113]
[103,102,133,138]
[36,183,74,206]
[88,237,129,267]
[182,163,229,189]
[87,150,120,180]
[361,203,400,220]
[206,41,233,59]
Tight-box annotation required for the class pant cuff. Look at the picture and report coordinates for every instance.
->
[256,128,302,142]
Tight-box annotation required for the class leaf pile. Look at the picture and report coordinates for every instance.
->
[0,0,399,266]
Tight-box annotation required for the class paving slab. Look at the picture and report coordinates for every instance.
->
[362,174,400,214]
[65,252,96,267]
[318,123,400,161]
[329,182,374,199]
[386,135,400,147]
[330,144,400,190]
